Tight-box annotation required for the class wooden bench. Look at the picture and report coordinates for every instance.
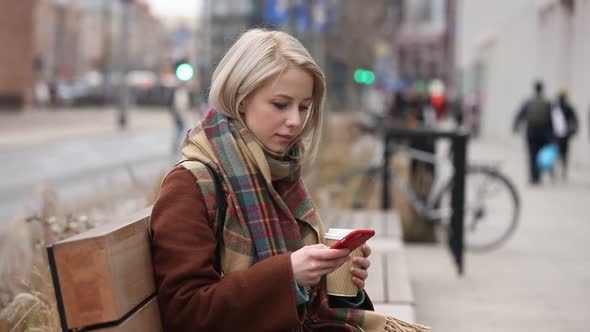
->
[47,207,416,331]
[47,207,163,332]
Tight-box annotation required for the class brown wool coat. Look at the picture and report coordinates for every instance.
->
[150,167,304,331]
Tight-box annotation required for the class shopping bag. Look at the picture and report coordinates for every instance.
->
[537,144,559,171]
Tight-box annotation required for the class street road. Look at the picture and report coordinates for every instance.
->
[0,128,175,223]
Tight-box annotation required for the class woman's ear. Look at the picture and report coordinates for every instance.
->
[239,96,251,114]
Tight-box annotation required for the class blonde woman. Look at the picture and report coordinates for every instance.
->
[150,29,429,332]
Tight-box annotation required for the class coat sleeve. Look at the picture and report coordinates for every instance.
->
[565,104,579,136]
[150,167,303,332]
[513,100,528,133]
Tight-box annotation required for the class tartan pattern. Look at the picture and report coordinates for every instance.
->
[180,110,429,332]
[181,111,314,270]
[205,111,304,260]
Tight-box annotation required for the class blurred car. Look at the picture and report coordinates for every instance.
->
[56,80,88,107]
[57,70,190,107]
[126,70,169,106]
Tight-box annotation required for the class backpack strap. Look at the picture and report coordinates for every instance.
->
[151,159,227,274]
[200,162,227,275]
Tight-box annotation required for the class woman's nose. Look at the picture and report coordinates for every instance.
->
[285,107,302,128]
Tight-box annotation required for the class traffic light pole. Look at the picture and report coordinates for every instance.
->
[53,1,66,85]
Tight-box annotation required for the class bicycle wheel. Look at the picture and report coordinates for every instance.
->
[436,166,521,252]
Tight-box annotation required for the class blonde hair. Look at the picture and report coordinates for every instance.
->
[208,29,326,160]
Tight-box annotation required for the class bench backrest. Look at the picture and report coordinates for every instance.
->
[47,207,163,332]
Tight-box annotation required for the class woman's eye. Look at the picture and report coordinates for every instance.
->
[299,106,310,112]
[273,102,288,109]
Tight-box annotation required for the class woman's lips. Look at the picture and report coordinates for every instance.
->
[275,134,294,142]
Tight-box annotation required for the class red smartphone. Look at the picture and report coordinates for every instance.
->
[329,229,375,251]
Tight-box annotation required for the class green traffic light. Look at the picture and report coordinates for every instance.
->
[364,71,375,85]
[354,68,375,85]
[176,63,194,81]
[354,69,364,83]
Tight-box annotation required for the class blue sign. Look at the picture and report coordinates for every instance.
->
[173,26,191,45]
[265,0,289,25]
[293,0,309,34]
[383,78,409,92]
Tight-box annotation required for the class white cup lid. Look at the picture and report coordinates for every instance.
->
[325,228,354,240]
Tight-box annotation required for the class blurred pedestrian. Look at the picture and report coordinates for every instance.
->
[48,80,58,109]
[34,79,50,111]
[363,88,386,118]
[551,90,579,180]
[513,80,554,185]
[469,94,482,137]
[168,83,189,152]
[150,29,428,332]
[388,91,406,126]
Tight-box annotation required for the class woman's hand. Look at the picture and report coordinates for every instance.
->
[291,244,350,287]
[351,244,372,290]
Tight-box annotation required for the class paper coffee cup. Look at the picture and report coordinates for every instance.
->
[325,228,364,297]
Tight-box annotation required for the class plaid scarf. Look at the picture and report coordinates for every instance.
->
[180,110,429,332]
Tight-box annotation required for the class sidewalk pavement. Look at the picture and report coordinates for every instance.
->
[406,135,590,332]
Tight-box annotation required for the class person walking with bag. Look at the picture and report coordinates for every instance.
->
[551,90,579,180]
[149,29,429,332]
[513,80,554,185]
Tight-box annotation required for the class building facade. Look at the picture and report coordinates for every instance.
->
[0,0,35,109]
[34,0,81,83]
[0,0,172,110]
[458,0,590,168]
[396,0,455,92]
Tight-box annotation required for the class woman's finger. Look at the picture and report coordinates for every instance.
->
[361,244,372,258]
[312,255,349,271]
[352,276,365,290]
[350,267,368,281]
[312,247,350,260]
[352,256,371,270]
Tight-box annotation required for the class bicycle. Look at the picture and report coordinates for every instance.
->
[325,138,521,252]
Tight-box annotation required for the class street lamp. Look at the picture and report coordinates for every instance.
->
[118,0,131,129]
[52,0,68,83]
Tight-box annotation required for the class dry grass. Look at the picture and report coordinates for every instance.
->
[305,113,360,206]
[0,168,164,332]
[305,111,386,209]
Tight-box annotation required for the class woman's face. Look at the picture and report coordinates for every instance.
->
[241,66,313,154]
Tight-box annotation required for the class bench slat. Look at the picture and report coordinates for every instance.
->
[363,238,415,305]
[385,248,415,304]
[363,252,385,302]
